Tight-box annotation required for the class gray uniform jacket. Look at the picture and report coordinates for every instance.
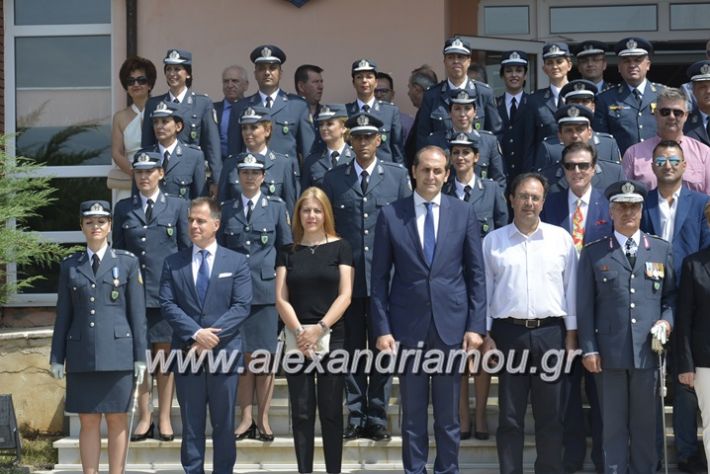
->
[346,100,404,164]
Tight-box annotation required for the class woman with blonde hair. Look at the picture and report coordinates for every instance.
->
[275,187,354,474]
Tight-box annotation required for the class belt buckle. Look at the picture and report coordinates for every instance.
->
[524,319,540,329]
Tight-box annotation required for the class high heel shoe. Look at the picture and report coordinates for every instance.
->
[130,422,154,442]
[256,425,274,442]
[157,425,175,442]
[460,422,472,440]
[235,422,256,440]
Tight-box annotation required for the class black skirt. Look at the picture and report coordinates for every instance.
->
[65,370,134,413]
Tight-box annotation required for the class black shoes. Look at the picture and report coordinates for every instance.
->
[257,426,275,442]
[365,424,391,441]
[130,422,154,442]
[235,421,256,440]
[343,424,364,439]
[678,457,706,474]
[473,430,490,440]
[157,430,174,442]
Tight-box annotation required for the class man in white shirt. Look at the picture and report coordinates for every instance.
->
[481,172,578,474]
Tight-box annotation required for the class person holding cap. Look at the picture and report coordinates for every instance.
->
[577,179,675,474]
[593,37,664,155]
[218,106,299,216]
[138,101,207,201]
[322,112,411,441]
[142,49,221,190]
[112,151,190,443]
[415,37,502,150]
[218,153,292,443]
[346,59,403,164]
[50,200,146,474]
[228,44,315,165]
[684,60,710,147]
[301,104,355,189]
[575,41,611,93]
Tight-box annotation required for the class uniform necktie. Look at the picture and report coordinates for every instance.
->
[423,202,435,266]
[330,151,339,168]
[163,150,170,171]
[91,254,100,275]
[172,97,180,104]
[360,170,369,194]
[362,104,370,113]
[572,199,584,252]
[265,96,272,108]
[625,237,637,267]
[145,198,154,222]
[463,185,472,202]
[554,94,561,109]
[196,249,210,306]
[633,88,642,105]
[509,97,517,122]
[246,199,253,222]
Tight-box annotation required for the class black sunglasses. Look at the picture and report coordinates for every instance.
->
[562,162,592,171]
[658,108,685,118]
[126,76,149,86]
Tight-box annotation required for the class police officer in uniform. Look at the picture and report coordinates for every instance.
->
[139,101,207,201]
[218,153,292,442]
[575,41,612,93]
[415,37,502,150]
[322,112,411,440]
[496,50,534,181]
[425,89,506,188]
[301,104,355,189]
[113,152,190,442]
[219,106,299,216]
[578,180,675,474]
[50,200,146,474]
[346,59,404,164]
[593,37,664,155]
[227,45,315,165]
[684,60,710,147]
[142,49,221,190]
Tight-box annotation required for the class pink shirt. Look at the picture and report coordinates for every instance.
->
[622,135,710,194]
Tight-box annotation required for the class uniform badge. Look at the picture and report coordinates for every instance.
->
[481,170,488,179]
[381,133,387,142]
[167,227,174,237]
[599,264,609,272]
[111,267,120,301]
[261,233,269,245]
[482,223,489,233]
[654,281,661,291]
[475,122,481,130]
[180,187,187,196]
[111,290,120,301]
[650,102,657,114]
[282,125,289,134]
[269,183,276,194]
[645,262,664,280]
[190,130,197,140]
[244,225,251,232]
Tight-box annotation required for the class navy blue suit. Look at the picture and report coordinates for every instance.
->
[159,245,252,474]
[530,132,622,172]
[525,87,561,148]
[496,93,534,179]
[370,193,486,474]
[541,188,611,245]
[346,100,404,163]
[684,110,710,148]
[544,160,625,196]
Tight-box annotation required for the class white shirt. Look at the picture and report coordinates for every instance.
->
[454,175,476,200]
[567,187,592,234]
[259,89,279,107]
[169,87,188,104]
[140,189,161,214]
[658,188,681,242]
[413,191,442,247]
[357,97,376,111]
[353,159,377,188]
[159,140,178,159]
[482,221,578,331]
[506,92,523,117]
[241,191,262,218]
[594,79,605,93]
[86,244,108,265]
[191,241,218,284]
[550,84,562,105]
[447,78,468,90]
[614,229,642,252]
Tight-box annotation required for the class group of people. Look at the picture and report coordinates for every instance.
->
[48,32,710,474]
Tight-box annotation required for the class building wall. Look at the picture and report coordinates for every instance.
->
[112,0,448,117]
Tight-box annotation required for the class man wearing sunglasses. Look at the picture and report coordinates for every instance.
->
[684,60,710,148]
[623,87,710,194]
[641,139,710,474]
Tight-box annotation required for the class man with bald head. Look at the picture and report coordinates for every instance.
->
[215,65,249,157]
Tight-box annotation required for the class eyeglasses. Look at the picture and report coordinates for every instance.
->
[653,156,683,167]
[562,162,592,171]
[126,76,149,86]
[658,108,685,118]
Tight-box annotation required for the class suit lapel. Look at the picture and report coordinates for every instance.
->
[496,95,508,127]
[164,143,183,174]
[345,162,364,197]
[76,252,95,282]
[405,197,428,266]
[469,178,485,206]
[270,91,288,115]
[609,236,633,271]
[640,82,656,110]
[430,196,449,270]
[366,162,385,195]
[647,190,662,236]
[620,85,637,109]
[231,197,248,226]
[544,88,556,114]
[584,190,605,236]
[129,195,147,225]
[95,248,117,282]
[181,248,201,306]
[673,188,691,241]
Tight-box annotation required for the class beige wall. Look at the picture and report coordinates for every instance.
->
[112,0,447,116]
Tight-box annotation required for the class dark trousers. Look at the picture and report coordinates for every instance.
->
[174,370,238,474]
[399,323,461,474]
[492,318,566,474]
[563,358,603,470]
[344,296,390,427]
[286,360,344,474]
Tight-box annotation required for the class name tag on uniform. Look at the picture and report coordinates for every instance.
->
[609,104,629,111]
[218,272,233,278]
[645,262,664,280]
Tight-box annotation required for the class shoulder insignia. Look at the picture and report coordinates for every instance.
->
[115,249,137,258]
[478,129,494,136]
[267,195,284,203]
[63,252,82,261]
[186,143,202,150]
[595,132,614,139]
[585,236,608,248]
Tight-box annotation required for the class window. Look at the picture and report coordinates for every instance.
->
[484,6,530,35]
[670,3,710,30]
[550,5,657,34]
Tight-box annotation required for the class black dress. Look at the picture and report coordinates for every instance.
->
[276,239,353,474]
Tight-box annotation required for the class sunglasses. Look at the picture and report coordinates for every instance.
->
[126,76,149,86]
[562,162,592,171]
[653,156,683,167]
[658,108,685,118]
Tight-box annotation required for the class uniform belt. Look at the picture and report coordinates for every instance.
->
[498,317,562,329]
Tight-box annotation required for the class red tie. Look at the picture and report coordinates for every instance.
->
[572,199,584,252]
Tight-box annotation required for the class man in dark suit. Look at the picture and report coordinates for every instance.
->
[160,197,252,474]
[215,65,249,157]
[641,139,710,473]
[578,180,675,474]
[227,44,315,164]
[684,60,710,148]
[370,145,486,474]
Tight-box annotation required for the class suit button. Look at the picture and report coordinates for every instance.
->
[90,309,95,315]
[143,225,148,229]
[631,318,637,323]
[141,251,146,255]
[141,264,146,269]
[364,230,369,235]
[246,254,250,258]
[363,197,368,202]
[364,213,369,219]
[140,237,146,242]
[89,322,95,328]
[126,332,131,337]
[90,297,95,302]
[91,284,96,288]
[630,288,635,294]
[602,277,607,282]
[630,302,635,308]
[630,274,635,279]
[73,287,77,291]
[364,246,369,252]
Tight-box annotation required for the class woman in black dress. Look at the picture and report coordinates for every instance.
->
[275,187,354,474]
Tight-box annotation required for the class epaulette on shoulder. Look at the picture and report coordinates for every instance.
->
[115,249,137,259]
[63,252,82,262]
[647,233,666,241]
[376,100,394,106]
[584,236,608,248]
[195,92,210,99]
[474,80,491,89]
[266,195,284,203]
[380,161,405,169]
[595,131,614,139]
[478,129,494,136]
[185,143,202,150]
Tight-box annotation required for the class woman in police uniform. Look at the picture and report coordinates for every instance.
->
[50,201,146,474]
[217,106,299,216]
[442,131,507,440]
[113,151,190,442]
[300,104,354,189]
[218,153,292,441]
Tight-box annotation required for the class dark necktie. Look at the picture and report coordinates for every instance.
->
[330,151,339,168]
[554,93,560,109]
[196,249,210,306]
[265,96,272,108]
[362,104,370,113]
[509,97,517,122]
[633,89,642,105]
[172,97,179,104]
[423,202,435,266]
[360,170,369,194]
[463,185,472,202]
[625,238,637,267]
[91,254,100,275]
[145,198,154,222]
[220,102,231,155]
[163,150,170,171]
[246,199,253,222]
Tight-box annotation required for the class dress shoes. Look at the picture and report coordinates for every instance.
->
[130,422,154,442]
[343,424,364,439]
[678,457,706,474]
[366,424,391,441]
[235,421,256,440]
